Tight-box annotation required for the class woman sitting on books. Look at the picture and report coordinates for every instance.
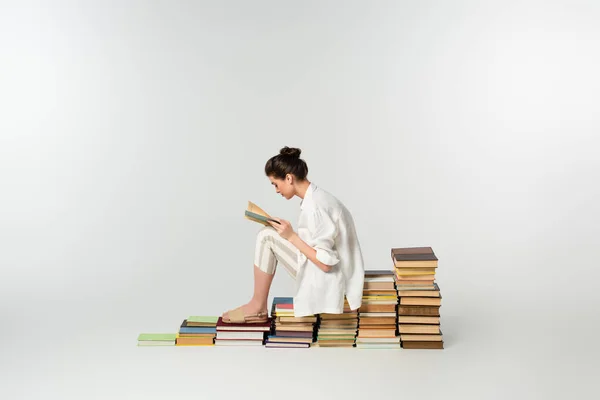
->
[222,146,365,323]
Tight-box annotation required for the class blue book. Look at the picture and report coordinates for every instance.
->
[272,297,293,305]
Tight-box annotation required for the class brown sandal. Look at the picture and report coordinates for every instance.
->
[223,306,269,324]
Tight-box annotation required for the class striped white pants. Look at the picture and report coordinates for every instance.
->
[254,226,300,278]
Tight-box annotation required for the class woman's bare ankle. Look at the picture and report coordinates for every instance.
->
[248,299,268,313]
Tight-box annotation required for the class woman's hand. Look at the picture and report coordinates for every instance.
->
[268,217,296,240]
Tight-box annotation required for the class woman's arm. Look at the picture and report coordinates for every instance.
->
[288,233,333,273]
[268,216,337,273]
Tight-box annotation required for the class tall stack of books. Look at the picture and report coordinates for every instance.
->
[214,317,271,346]
[356,270,400,349]
[266,297,316,348]
[392,247,444,349]
[176,316,218,346]
[137,333,176,346]
[315,299,358,348]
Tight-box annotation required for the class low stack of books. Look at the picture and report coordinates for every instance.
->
[214,316,271,346]
[315,299,358,348]
[356,270,400,349]
[176,316,218,346]
[137,333,176,346]
[392,247,444,349]
[266,297,316,348]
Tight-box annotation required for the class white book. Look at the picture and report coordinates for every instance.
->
[216,331,265,340]
[214,339,264,346]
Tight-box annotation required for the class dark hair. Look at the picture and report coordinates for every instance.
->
[264,146,308,181]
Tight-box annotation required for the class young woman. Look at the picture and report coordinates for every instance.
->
[222,146,365,323]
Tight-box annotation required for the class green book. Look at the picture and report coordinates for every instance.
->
[244,211,280,224]
[244,201,281,226]
[137,333,177,341]
[187,316,219,324]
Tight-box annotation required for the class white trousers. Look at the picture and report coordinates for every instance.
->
[254,226,300,278]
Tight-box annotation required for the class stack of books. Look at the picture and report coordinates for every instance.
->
[214,316,271,346]
[266,297,316,348]
[356,270,400,349]
[315,299,358,348]
[392,247,444,349]
[137,333,176,346]
[176,316,218,346]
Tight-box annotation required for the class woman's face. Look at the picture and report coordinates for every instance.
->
[269,175,294,200]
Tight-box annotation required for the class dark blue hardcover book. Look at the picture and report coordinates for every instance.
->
[272,297,294,305]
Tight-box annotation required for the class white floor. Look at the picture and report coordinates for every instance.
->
[1,297,596,400]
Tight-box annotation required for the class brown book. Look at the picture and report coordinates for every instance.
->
[398,316,440,324]
[358,324,396,330]
[357,317,396,325]
[359,304,397,313]
[397,291,439,298]
[396,275,436,282]
[364,282,396,290]
[176,337,215,345]
[395,279,436,285]
[357,329,397,338]
[275,321,314,326]
[398,306,440,316]
[391,247,435,256]
[394,267,437,274]
[391,248,437,259]
[399,324,441,334]
[364,269,395,277]
[320,328,357,333]
[363,290,398,296]
[320,314,357,320]
[321,320,358,328]
[397,283,440,297]
[400,297,442,306]
[391,247,438,269]
[402,341,444,349]
[400,333,443,341]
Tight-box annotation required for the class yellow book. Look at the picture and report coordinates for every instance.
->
[395,270,436,276]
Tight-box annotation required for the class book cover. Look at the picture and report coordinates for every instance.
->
[273,297,294,305]
[391,247,435,256]
[187,316,218,324]
[364,270,395,276]
[244,201,280,226]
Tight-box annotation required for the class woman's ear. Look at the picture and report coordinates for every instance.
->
[286,174,293,185]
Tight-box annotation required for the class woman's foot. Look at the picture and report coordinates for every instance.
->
[222,301,268,322]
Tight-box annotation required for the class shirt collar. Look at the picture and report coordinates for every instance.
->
[300,183,316,210]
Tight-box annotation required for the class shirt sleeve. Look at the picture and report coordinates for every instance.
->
[309,208,340,267]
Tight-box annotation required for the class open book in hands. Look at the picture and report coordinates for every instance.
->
[244,201,281,226]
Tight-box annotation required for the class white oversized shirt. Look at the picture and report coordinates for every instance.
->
[292,183,365,317]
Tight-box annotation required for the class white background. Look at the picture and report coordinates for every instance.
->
[1,1,599,399]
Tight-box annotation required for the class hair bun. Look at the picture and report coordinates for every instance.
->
[279,146,301,158]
